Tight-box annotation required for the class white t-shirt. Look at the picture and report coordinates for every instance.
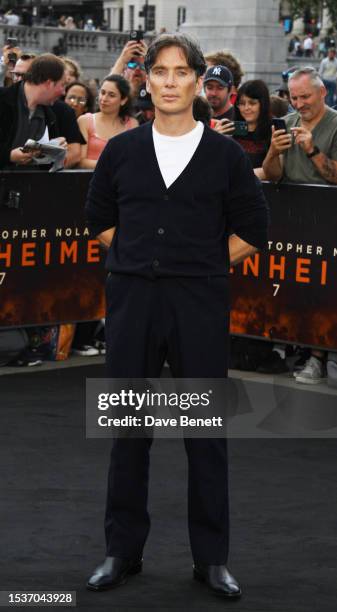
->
[319,57,337,81]
[303,37,313,51]
[152,121,204,188]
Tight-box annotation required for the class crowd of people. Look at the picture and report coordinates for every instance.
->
[288,32,336,58]
[0,8,108,31]
[0,33,336,386]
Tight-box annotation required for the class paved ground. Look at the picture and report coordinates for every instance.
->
[1,359,336,611]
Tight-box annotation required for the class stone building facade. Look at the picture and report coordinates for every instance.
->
[102,0,186,33]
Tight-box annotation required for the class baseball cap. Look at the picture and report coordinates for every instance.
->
[136,83,153,110]
[204,65,233,88]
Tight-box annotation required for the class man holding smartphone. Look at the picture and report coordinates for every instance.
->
[263,67,337,186]
[86,33,268,599]
[204,65,239,136]
[109,36,148,97]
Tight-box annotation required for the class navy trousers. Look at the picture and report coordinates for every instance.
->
[104,274,230,564]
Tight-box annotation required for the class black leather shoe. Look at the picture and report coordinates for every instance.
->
[86,556,143,591]
[193,564,242,598]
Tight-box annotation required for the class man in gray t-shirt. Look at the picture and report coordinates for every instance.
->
[263,66,337,186]
[282,105,337,184]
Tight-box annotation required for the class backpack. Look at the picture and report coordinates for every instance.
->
[0,328,28,366]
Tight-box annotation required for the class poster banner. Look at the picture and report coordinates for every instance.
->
[230,182,337,350]
[0,171,105,328]
[0,173,336,350]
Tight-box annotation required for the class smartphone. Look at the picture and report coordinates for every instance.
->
[272,118,287,132]
[129,30,143,42]
[6,37,17,49]
[232,121,248,137]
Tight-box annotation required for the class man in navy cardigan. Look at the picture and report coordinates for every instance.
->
[86,33,269,599]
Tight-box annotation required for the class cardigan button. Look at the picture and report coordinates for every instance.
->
[158,228,164,235]
[163,194,169,201]
[152,259,160,268]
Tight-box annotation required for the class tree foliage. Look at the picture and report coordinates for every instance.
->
[288,0,337,29]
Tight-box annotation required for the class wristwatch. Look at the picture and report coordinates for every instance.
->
[306,145,320,158]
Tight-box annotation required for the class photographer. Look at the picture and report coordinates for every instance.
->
[234,79,272,180]
[0,42,22,86]
[263,67,337,185]
[109,36,148,97]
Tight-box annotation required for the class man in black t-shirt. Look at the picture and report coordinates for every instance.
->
[204,65,235,121]
[0,53,83,169]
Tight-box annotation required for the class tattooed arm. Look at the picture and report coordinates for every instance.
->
[309,152,337,184]
[291,126,337,184]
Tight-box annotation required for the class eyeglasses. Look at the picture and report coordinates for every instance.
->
[127,61,146,71]
[65,95,87,105]
[237,100,259,108]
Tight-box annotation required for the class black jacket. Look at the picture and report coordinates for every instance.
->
[0,82,83,169]
[86,121,269,279]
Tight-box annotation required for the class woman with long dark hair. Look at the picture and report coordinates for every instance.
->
[234,79,272,179]
[78,74,138,169]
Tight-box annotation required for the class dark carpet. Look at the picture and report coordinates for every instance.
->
[0,365,336,611]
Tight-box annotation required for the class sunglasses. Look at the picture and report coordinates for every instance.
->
[127,61,145,71]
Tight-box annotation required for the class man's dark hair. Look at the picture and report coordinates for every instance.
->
[193,95,212,124]
[235,79,272,141]
[144,33,207,78]
[269,94,289,118]
[25,53,65,85]
[100,74,134,119]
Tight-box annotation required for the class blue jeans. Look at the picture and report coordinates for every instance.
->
[323,79,337,107]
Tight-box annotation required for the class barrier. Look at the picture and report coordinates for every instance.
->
[0,171,336,350]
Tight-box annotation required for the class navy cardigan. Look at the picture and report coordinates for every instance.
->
[86,121,269,279]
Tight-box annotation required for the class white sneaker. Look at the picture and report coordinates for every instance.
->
[72,345,99,357]
[295,356,325,385]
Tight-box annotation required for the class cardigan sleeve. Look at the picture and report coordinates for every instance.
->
[226,149,270,250]
[85,139,119,237]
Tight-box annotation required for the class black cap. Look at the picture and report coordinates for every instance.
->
[137,84,153,110]
[204,65,233,88]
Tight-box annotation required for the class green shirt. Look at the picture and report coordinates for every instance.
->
[283,107,337,184]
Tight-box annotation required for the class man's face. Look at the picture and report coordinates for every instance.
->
[289,75,326,122]
[124,56,146,89]
[146,46,201,117]
[328,49,336,61]
[11,58,33,82]
[37,76,66,105]
[204,80,230,112]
